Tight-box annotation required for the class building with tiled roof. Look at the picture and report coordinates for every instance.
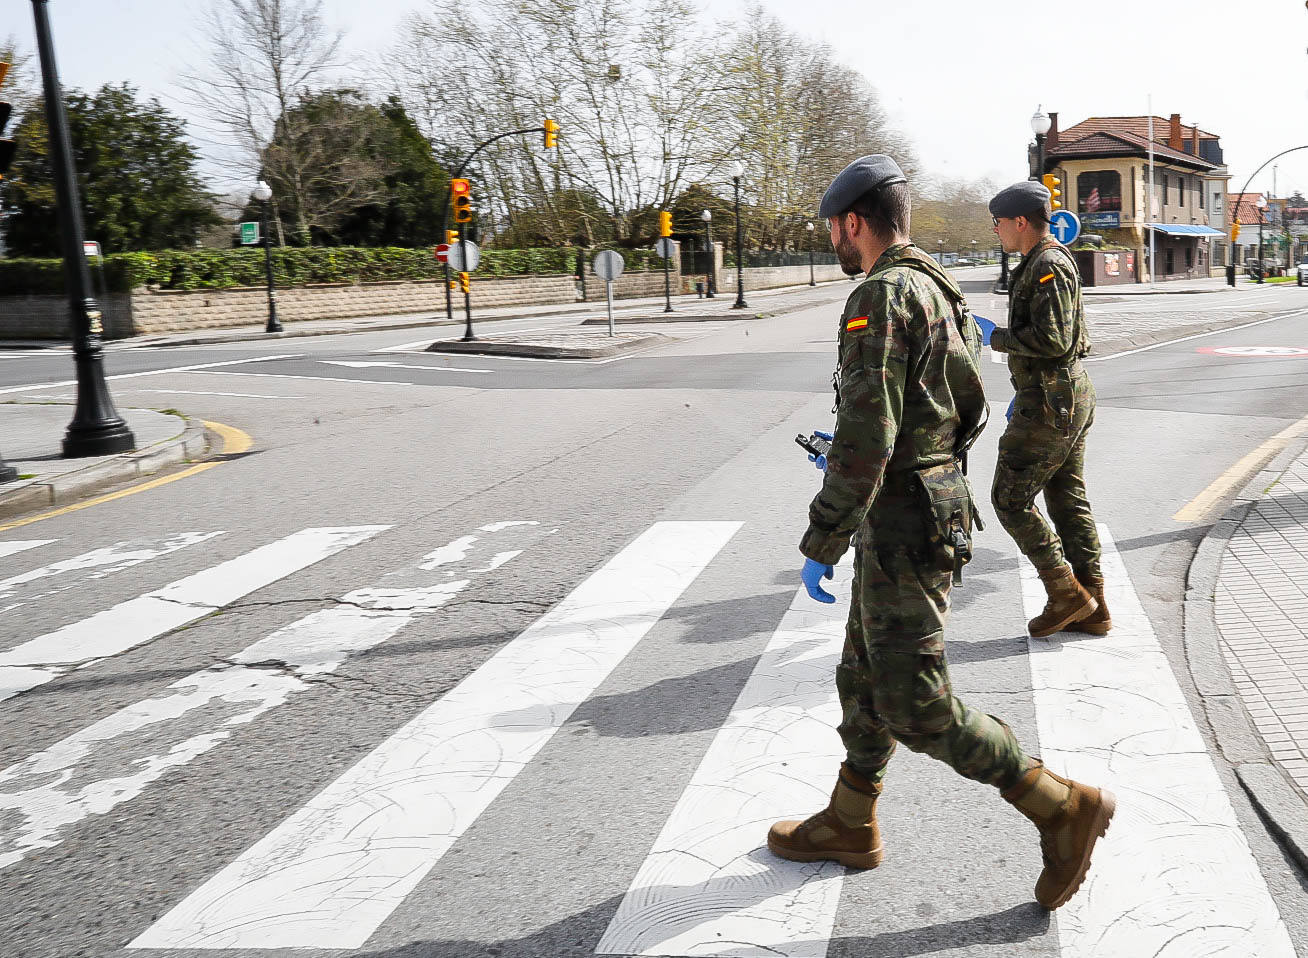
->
[1041,112,1231,282]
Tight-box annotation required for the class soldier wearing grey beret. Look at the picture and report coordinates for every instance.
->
[818,154,908,219]
[988,181,1052,222]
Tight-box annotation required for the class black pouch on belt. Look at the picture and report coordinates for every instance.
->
[1042,367,1075,436]
[912,459,974,584]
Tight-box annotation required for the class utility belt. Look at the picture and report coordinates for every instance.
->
[883,457,982,585]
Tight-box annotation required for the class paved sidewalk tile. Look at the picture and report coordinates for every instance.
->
[1216,454,1308,798]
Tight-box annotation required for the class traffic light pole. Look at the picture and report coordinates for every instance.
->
[461,219,475,342]
[31,0,135,457]
[1225,146,1308,286]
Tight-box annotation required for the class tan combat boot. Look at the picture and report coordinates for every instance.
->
[1064,573,1112,635]
[1028,564,1097,638]
[1002,762,1116,909]
[767,763,883,869]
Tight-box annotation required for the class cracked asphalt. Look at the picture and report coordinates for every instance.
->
[2,274,1308,956]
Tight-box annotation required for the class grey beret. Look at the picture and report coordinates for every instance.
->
[989,181,1051,219]
[819,154,907,218]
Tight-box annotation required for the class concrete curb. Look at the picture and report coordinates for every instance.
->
[0,417,210,522]
[426,332,670,360]
[1182,430,1308,876]
[579,313,768,325]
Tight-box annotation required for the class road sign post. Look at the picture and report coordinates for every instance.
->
[656,237,676,314]
[592,250,625,337]
[1049,210,1081,246]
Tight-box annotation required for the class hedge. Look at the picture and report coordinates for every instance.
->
[0,245,667,294]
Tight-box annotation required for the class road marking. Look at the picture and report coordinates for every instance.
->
[319,360,491,373]
[0,354,303,395]
[0,522,548,872]
[198,370,423,387]
[1086,307,1308,362]
[0,526,388,702]
[131,520,743,951]
[133,388,307,399]
[1173,411,1308,522]
[0,540,55,561]
[1196,345,1308,357]
[0,420,252,535]
[1020,525,1294,956]
[0,531,225,620]
[597,565,851,958]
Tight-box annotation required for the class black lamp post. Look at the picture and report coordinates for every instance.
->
[701,209,715,298]
[1256,195,1267,283]
[731,162,748,309]
[251,180,282,332]
[31,0,135,457]
[806,221,816,285]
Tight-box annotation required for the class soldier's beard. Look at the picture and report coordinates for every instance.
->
[833,229,864,276]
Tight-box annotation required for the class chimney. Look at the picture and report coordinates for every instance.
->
[1048,112,1059,150]
[1190,123,1200,155]
[1169,113,1182,151]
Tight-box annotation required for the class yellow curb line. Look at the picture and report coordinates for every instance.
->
[0,420,252,534]
[1174,413,1308,523]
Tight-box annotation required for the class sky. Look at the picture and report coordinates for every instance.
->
[10,0,1308,201]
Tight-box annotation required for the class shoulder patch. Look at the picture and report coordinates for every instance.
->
[846,316,869,331]
[1039,272,1055,284]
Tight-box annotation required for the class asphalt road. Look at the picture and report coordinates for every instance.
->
[3,274,1308,957]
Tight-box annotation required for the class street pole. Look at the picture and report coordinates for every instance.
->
[806,221,815,285]
[662,242,673,313]
[31,0,135,457]
[701,210,715,298]
[1258,215,1265,283]
[461,222,476,340]
[261,199,281,332]
[732,172,747,309]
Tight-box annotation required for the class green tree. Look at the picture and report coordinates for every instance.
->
[2,83,218,256]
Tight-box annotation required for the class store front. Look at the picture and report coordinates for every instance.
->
[1145,223,1224,281]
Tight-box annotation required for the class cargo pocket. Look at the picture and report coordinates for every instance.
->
[912,460,974,582]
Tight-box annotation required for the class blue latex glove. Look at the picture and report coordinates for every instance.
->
[1006,396,1016,422]
[973,314,996,346]
[801,558,836,603]
[808,430,833,472]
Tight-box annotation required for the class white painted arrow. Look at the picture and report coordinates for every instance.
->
[318,360,490,373]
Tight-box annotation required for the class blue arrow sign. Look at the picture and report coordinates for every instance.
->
[1049,210,1081,246]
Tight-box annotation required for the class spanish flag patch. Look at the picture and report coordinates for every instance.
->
[1039,272,1055,284]
[846,316,869,331]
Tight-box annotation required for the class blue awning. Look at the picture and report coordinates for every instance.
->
[1145,223,1226,237]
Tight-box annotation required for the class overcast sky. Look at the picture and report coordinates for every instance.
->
[15,0,1308,200]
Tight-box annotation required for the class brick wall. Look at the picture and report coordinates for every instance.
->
[0,294,134,340]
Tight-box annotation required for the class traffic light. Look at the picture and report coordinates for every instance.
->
[1231,219,1241,242]
[658,210,673,237]
[1041,173,1062,210]
[458,271,470,294]
[0,63,15,182]
[446,229,458,246]
[543,118,559,149]
[450,178,472,223]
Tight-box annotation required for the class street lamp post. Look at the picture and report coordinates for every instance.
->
[701,209,715,298]
[806,221,816,285]
[971,239,977,262]
[937,238,944,263]
[1256,194,1268,283]
[250,181,282,332]
[999,105,1052,295]
[731,161,748,309]
[31,0,135,457]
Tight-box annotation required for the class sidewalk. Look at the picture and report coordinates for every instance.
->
[1083,275,1235,296]
[1186,431,1308,873]
[0,403,207,522]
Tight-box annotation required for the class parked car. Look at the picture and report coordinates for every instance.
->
[1297,260,1308,286]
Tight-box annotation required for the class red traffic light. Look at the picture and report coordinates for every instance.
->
[450,178,470,196]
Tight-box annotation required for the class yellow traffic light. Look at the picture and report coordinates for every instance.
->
[1041,173,1062,210]
[450,178,472,223]
[459,271,470,294]
[658,210,673,237]
[446,229,458,246]
[543,118,559,149]
[1231,219,1241,242]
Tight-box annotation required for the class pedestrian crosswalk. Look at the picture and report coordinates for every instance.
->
[0,518,1298,956]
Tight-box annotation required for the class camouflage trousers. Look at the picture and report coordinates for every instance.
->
[991,370,1102,579]
[837,490,1035,790]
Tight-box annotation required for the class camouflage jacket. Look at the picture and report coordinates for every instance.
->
[989,235,1090,389]
[800,244,987,565]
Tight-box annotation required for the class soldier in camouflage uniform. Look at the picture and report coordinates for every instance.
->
[988,181,1111,638]
[768,156,1115,911]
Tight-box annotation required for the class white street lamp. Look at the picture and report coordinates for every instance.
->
[1030,106,1051,137]
[700,209,714,297]
[806,221,816,285]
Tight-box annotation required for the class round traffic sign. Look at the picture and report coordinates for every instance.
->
[1049,210,1081,246]
[1197,346,1308,357]
[655,237,676,259]
[434,243,450,264]
[593,249,625,281]
[448,240,480,272]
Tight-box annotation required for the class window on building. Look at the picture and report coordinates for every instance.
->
[1077,170,1122,214]
[1185,246,1194,268]
[1200,184,1205,209]
[1214,193,1223,211]
[1178,176,1184,207]
[1163,175,1169,206]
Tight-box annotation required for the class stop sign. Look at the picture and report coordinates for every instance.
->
[434,243,450,263]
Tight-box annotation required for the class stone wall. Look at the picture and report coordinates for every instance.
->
[0,294,134,339]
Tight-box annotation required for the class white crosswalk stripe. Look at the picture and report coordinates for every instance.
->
[0,526,389,702]
[131,520,743,951]
[0,539,56,561]
[0,521,552,872]
[1020,524,1294,956]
